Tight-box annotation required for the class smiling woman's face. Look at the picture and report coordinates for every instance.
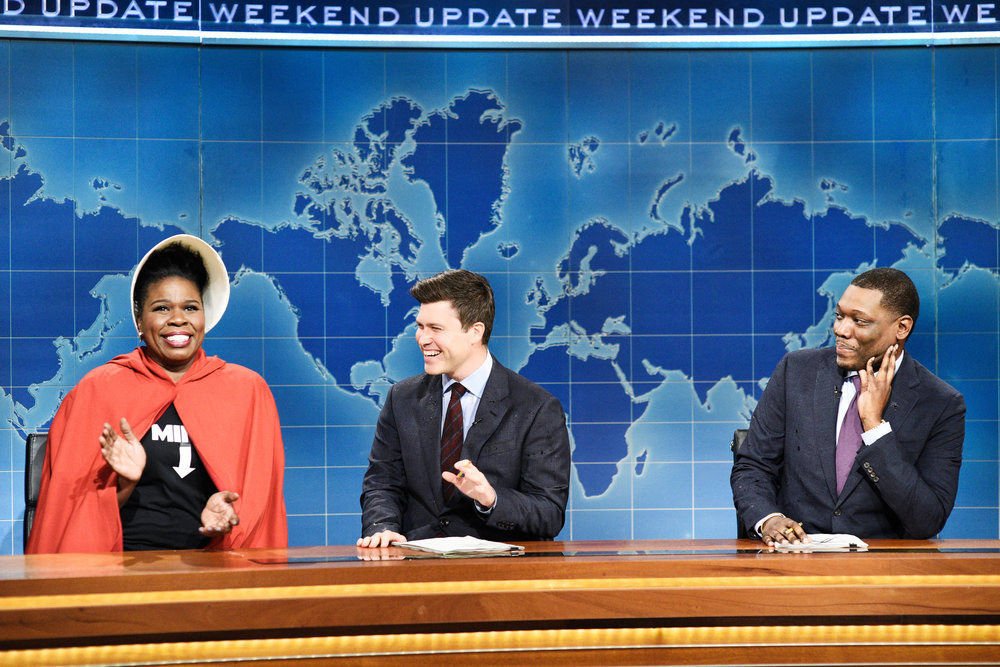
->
[138,275,205,381]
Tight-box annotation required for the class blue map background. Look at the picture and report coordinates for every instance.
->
[0,44,997,553]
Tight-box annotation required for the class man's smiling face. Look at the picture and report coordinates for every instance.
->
[833,284,907,371]
[414,300,485,382]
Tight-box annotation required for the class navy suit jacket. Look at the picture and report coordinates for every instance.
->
[360,358,571,541]
[731,347,965,539]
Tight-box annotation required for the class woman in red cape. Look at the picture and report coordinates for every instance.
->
[26,235,287,553]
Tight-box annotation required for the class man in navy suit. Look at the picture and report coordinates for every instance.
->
[358,270,571,547]
[732,267,965,545]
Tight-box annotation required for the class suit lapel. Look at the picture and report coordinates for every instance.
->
[463,359,511,463]
[880,352,919,430]
[417,375,445,511]
[816,351,843,502]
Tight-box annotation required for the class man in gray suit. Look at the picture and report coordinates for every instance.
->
[732,267,965,546]
[358,270,571,548]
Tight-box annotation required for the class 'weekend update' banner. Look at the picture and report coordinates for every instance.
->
[1,0,999,45]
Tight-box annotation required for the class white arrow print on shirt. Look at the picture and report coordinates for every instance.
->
[173,445,195,478]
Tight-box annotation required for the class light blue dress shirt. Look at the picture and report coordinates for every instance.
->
[441,354,495,513]
[441,353,493,441]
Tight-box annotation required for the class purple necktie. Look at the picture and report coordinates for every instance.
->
[836,375,864,495]
[440,383,467,501]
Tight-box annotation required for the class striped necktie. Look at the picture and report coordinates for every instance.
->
[440,383,467,501]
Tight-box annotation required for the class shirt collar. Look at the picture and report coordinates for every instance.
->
[443,353,493,399]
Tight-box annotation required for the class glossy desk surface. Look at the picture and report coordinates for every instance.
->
[2,539,999,665]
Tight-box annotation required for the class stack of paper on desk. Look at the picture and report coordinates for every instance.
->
[774,533,869,551]
[393,535,524,556]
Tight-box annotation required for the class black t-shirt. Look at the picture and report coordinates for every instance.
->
[121,404,218,550]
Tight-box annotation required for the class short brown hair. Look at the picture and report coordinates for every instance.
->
[410,270,495,345]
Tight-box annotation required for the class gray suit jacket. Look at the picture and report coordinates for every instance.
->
[360,358,571,541]
[731,347,965,539]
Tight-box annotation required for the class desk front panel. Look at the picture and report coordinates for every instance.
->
[2,540,999,664]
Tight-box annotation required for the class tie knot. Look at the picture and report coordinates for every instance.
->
[450,383,467,398]
[850,375,861,391]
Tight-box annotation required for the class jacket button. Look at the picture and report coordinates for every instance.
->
[872,476,879,482]
[834,509,841,516]
[439,519,449,528]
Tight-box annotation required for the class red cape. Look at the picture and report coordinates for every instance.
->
[26,347,287,553]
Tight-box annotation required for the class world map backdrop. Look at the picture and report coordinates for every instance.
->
[0,43,997,553]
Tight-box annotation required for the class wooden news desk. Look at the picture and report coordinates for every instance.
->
[2,539,999,665]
